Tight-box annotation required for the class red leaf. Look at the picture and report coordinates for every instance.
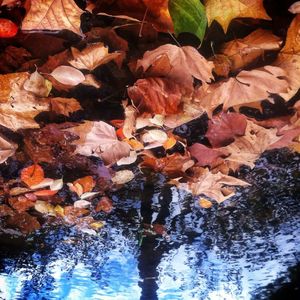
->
[34,190,58,197]
[0,18,18,38]
[206,113,247,147]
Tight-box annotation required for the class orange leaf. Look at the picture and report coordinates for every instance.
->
[199,198,213,208]
[21,164,44,187]
[73,176,95,193]
[95,196,113,213]
[116,128,126,140]
[163,136,177,150]
[34,189,58,197]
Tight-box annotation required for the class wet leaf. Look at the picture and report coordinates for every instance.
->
[169,0,207,41]
[50,66,85,86]
[21,164,45,187]
[111,170,134,185]
[205,0,270,32]
[22,0,84,35]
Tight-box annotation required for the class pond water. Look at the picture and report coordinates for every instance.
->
[0,149,299,300]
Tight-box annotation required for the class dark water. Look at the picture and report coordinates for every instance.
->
[0,149,299,300]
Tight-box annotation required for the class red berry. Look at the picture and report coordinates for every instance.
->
[0,18,18,38]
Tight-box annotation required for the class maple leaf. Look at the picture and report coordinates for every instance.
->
[0,134,17,163]
[194,65,288,115]
[136,44,214,90]
[205,112,247,147]
[0,72,50,131]
[205,0,270,33]
[65,121,131,165]
[214,29,282,73]
[220,120,281,170]
[69,43,124,71]
[21,0,84,36]
[128,77,184,115]
[180,168,250,203]
[50,97,82,116]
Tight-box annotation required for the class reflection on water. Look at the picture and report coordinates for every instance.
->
[0,149,299,300]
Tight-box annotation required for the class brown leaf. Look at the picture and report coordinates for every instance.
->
[128,77,184,115]
[205,112,247,147]
[69,43,124,71]
[95,196,113,213]
[188,143,225,167]
[50,97,82,116]
[205,0,271,33]
[0,204,15,217]
[7,212,41,234]
[181,168,249,203]
[22,0,84,36]
[0,72,50,131]
[39,49,72,73]
[8,196,36,213]
[137,44,214,90]
[0,134,17,163]
[65,121,131,165]
[141,152,195,178]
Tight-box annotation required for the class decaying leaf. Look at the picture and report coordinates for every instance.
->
[22,0,84,36]
[205,0,270,32]
[65,121,131,165]
[0,72,50,131]
[50,97,82,116]
[136,44,214,90]
[69,43,123,71]
[50,66,85,86]
[0,135,17,163]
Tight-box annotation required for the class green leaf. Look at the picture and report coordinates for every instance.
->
[169,0,207,42]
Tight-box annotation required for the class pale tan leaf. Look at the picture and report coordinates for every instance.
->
[65,121,131,165]
[21,0,84,36]
[289,2,300,15]
[74,200,91,208]
[69,43,123,71]
[50,66,85,86]
[23,70,52,97]
[112,170,134,185]
[116,151,138,166]
[50,178,64,191]
[0,135,17,163]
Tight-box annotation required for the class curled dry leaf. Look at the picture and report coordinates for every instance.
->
[34,200,55,215]
[23,70,52,97]
[0,135,17,164]
[137,44,214,90]
[205,0,270,33]
[69,43,124,71]
[21,0,84,36]
[205,113,247,147]
[111,170,134,185]
[50,97,82,116]
[80,191,100,200]
[65,121,131,165]
[21,164,45,187]
[128,77,184,115]
[50,66,85,86]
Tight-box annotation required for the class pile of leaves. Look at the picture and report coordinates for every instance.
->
[0,0,299,235]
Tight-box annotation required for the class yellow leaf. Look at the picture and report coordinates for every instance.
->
[199,198,213,208]
[90,221,105,230]
[205,0,270,33]
[54,205,65,217]
[21,0,84,36]
[163,136,177,150]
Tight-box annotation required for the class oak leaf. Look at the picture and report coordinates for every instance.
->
[69,43,124,71]
[205,112,247,147]
[194,66,288,115]
[21,0,84,36]
[136,44,214,90]
[0,72,50,131]
[0,135,17,163]
[181,168,249,203]
[205,0,270,33]
[50,97,82,116]
[65,121,131,165]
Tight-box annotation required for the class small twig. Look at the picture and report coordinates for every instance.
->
[168,31,181,47]
[139,7,149,37]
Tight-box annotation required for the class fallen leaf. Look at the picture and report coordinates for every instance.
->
[0,72,50,131]
[289,2,300,14]
[128,77,184,115]
[21,164,45,187]
[73,176,95,193]
[205,112,247,147]
[80,191,100,200]
[163,136,177,150]
[65,121,131,165]
[111,170,134,185]
[0,204,14,217]
[7,212,40,234]
[198,198,213,208]
[216,29,282,72]
[29,178,54,190]
[95,196,113,213]
[194,66,288,115]
[90,221,105,230]
[116,151,138,166]
[50,66,85,86]
[0,135,17,163]
[74,200,91,209]
[181,168,249,203]
[50,97,82,116]
[137,44,214,90]
[9,187,31,196]
[205,0,270,33]
[22,0,84,36]
[23,70,52,97]
[34,189,58,197]
[50,179,64,191]
[9,196,36,213]
[0,18,18,38]
[188,143,225,167]
[69,43,123,71]
[34,200,55,215]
